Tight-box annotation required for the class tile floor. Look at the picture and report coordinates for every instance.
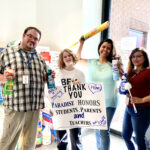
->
[36,128,128,150]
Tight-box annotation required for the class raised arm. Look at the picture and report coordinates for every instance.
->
[76,37,88,66]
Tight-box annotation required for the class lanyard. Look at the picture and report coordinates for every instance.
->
[19,50,35,68]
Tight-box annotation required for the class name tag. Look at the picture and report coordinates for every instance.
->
[23,75,29,84]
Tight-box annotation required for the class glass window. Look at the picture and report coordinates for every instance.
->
[129,29,147,48]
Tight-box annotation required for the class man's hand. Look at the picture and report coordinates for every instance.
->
[51,70,55,78]
[4,68,15,80]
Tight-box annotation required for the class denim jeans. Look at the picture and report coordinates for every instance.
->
[96,107,116,150]
[145,125,150,150]
[122,106,150,150]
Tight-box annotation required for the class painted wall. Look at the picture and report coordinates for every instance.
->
[0,0,102,59]
[81,0,102,59]
[0,0,82,51]
[0,0,36,46]
[36,0,82,51]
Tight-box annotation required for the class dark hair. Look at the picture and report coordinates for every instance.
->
[24,26,41,40]
[97,39,114,62]
[129,48,149,69]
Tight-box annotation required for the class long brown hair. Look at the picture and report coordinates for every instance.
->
[127,48,149,76]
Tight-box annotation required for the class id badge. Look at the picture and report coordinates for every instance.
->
[23,75,29,84]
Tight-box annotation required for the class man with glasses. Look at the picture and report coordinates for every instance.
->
[0,27,50,150]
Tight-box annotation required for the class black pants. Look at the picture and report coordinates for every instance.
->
[70,128,82,150]
[56,128,82,150]
[56,130,68,150]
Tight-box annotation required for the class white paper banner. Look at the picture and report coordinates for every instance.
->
[47,83,107,130]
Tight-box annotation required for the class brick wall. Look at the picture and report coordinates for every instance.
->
[110,0,150,41]
[109,0,150,61]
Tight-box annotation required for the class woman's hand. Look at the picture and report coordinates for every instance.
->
[117,57,124,77]
[131,95,150,104]
[131,97,144,104]
[79,36,85,45]
[119,67,124,77]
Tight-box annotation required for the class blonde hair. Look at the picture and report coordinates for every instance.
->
[58,49,78,69]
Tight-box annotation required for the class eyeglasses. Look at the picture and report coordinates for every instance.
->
[25,34,39,42]
[131,55,143,59]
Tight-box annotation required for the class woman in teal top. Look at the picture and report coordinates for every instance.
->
[77,38,123,150]
[88,59,118,108]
